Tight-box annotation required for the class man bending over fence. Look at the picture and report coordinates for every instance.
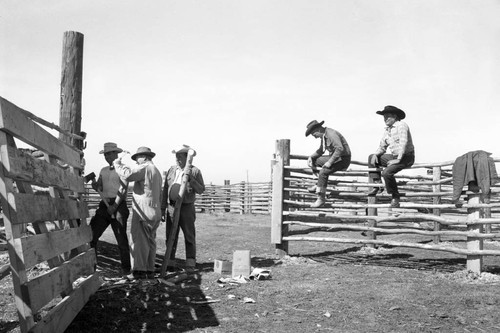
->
[305,120,351,208]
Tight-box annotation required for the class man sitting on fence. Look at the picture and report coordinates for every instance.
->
[305,120,351,208]
[161,144,205,271]
[89,142,131,276]
[367,105,415,208]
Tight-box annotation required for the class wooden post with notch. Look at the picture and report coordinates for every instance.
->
[271,139,290,256]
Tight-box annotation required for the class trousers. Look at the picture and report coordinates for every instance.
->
[368,153,415,197]
[166,202,197,262]
[313,155,351,189]
[90,199,131,271]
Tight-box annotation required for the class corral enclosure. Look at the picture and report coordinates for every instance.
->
[271,139,500,274]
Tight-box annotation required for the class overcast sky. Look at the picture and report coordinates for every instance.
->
[1,0,500,184]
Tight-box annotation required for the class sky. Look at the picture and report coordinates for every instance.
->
[1,0,500,184]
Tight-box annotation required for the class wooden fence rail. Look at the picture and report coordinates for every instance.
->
[84,181,273,215]
[271,138,500,274]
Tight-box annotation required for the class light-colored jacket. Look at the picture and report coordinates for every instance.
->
[114,160,162,222]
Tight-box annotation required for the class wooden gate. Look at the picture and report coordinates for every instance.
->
[0,97,100,332]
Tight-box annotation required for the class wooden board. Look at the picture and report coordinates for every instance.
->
[0,97,81,168]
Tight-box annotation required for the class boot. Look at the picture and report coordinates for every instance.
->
[307,185,317,193]
[390,197,400,208]
[367,181,383,196]
[310,189,326,208]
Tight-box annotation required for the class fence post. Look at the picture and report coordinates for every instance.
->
[366,171,378,247]
[432,166,442,243]
[224,180,230,212]
[271,139,290,256]
[466,193,483,273]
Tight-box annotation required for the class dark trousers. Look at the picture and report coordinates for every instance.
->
[166,202,197,261]
[314,155,351,189]
[90,200,131,271]
[368,153,415,197]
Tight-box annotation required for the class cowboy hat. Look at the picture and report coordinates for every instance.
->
[131,146,156,160]
[99,142,123,154]
[305,120,325,137]
[172,144,197,157]
[376,105,406,120]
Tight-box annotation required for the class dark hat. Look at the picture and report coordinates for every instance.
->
[376,105,406,120]
[99,142,123,154]
[305,120,325,137]
[131,146,156,160]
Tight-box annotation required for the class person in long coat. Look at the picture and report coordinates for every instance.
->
[114,146,162,279]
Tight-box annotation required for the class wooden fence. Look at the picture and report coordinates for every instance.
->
[84,181,272,214]
[271,139,500,274]
[0,97,100,332]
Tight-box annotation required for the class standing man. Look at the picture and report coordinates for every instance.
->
[90,142,130,275]
[367,105,415,208]
[114,146,163,280]
[305,120,351,208]
[161,145,205,271]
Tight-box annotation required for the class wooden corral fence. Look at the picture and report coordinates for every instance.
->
[271,139,500,274]
[198,181,272,214]
[0,97,99,332]
[84,181,272,214]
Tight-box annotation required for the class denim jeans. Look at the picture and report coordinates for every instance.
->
[368,153,415,197]
[313,155,351,189]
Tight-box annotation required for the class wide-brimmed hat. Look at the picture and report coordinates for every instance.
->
[131,146,156,160]
[99,142,123,154]
[376,105,406,120]
[305,120,325,137]
[172,144,197,157]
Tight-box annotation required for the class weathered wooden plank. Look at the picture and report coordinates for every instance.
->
[29,273,102,333]
[21,224,92,269]
[28,250,96,313]
[4,145,84,192]
[0,97,81,168]
[11,193,89,224]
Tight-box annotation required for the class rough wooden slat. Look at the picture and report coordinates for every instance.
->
[28,250,96,313]
[12,193,89,224]
[0,97,81,168]
[21,224,92,269]
[29,273,102,333]
[5,145,84,192]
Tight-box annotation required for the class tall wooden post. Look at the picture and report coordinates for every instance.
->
[432,166,442,243]
[467,194,483,273]
[271,139,290,256]
[224,180,231,212]
[366,171,378,248]
[59,31,84,150]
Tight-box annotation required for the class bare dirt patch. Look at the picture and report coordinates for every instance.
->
[2,213,500,332]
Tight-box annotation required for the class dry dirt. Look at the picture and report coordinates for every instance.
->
[2,213,500,332]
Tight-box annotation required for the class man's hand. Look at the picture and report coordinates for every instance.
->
[323,162,332,169]
[307,157,314,168]
[161,210,166,222]
[370,155,379,166]
[387,159,400,166]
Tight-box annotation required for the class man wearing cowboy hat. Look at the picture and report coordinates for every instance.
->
[161,144,205,271]
[114,146,163,280]
[367,105,415,208]
[305,120,351,208]
[89,142,131,275]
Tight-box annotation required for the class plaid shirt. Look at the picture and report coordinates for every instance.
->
[375,120,414,159]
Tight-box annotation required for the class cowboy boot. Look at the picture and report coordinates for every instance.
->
[310,188,326,208]
[367,180,384,196]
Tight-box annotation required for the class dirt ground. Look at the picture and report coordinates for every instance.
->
[2,213,500,332]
